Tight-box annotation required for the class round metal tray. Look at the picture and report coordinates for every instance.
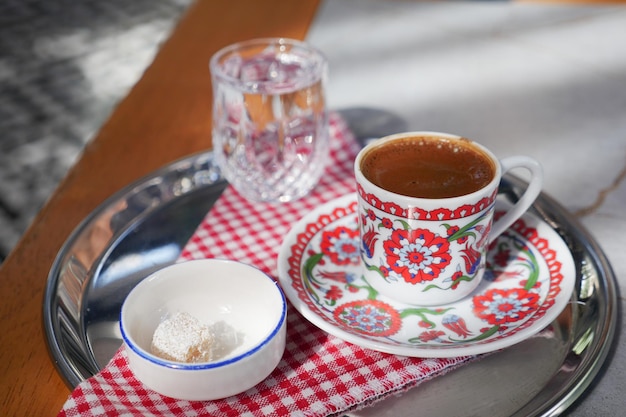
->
[44,151,617,417]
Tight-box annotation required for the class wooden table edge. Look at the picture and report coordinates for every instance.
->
[0,1,320,415]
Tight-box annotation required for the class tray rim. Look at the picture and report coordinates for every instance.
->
[43,150,227,386]
[43,151,618,416]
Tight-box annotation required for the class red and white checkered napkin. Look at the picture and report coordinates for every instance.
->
[58,114,473,417]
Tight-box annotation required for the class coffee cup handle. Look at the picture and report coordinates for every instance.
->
[488,156,544,243]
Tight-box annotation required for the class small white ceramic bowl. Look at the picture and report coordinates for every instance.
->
[120,259,287,401]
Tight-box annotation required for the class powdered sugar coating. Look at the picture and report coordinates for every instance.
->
[151,312,214,363]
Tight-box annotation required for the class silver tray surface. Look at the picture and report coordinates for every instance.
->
[44,151,617,417]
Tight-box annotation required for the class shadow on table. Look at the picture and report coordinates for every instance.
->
[337,107,408,146]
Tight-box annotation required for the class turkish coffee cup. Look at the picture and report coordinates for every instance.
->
[354,132,543,306]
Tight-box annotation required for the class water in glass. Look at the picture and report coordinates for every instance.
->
[211,41,329,203]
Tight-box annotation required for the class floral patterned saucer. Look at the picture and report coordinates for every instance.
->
[277,193,575,357]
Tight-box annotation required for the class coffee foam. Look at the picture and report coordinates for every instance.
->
[361,135,495,199]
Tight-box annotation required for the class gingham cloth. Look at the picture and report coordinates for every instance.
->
[58,114,474,417]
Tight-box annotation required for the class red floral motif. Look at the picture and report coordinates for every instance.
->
[447,225,460,236]
[418,330,446,343]
[317,270,356,285]
[453,204,478,218]
[429,208,453,221]
[461,242,482,275]
[442,314,472,338]
[473,288,541,326]
[383,228,451,284]
[326,285,343,301]
[382,201,404,216]
[418,320,432,328]
[450,270,464,290]
[493,247,511,267]
[407,207,427,220]
[320,226,360,265]
[361,224,377,258]
[381,218,394,228]
[334,299,402,337]
[357,184,497,220]
[446,225,468,244]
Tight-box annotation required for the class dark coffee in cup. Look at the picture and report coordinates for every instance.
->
[360,135,496,199]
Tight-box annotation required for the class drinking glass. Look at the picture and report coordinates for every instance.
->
[210,38,329,203]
